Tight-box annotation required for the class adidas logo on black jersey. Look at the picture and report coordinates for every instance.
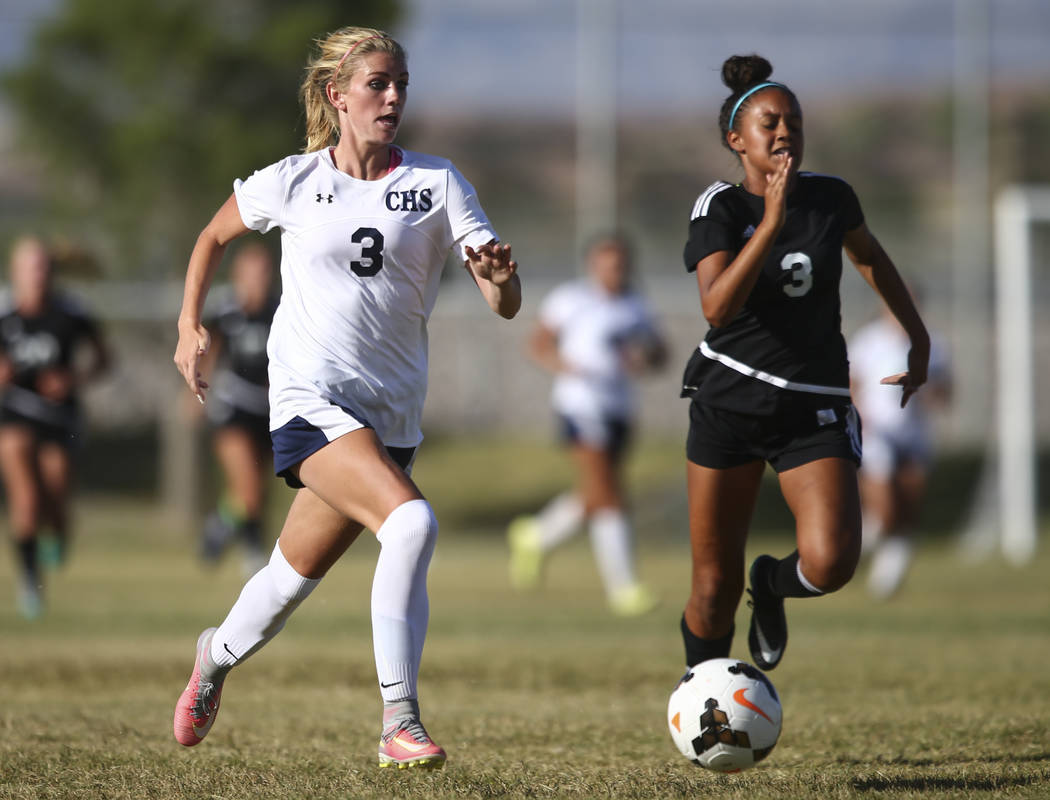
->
[743,224,756,239]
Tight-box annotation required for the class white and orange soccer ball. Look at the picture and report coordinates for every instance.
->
[667,658,782,772]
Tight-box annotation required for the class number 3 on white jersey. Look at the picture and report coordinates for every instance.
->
[351,227,385,277]
[780,251,813,297]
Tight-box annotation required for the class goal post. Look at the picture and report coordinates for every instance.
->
[993,185,1050,565]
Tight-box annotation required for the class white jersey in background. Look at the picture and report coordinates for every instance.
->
[233,147,497,447]
[539,280,660,420]
[849,316,949,454]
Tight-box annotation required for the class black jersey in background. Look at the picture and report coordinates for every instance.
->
[0,294,99,427]
[207,296,277,417]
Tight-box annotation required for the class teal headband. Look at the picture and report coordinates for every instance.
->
[728,81,788,129]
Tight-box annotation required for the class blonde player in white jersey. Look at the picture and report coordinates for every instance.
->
[850,300,950,599]
[172,26,520,770]
[508,234,666,616]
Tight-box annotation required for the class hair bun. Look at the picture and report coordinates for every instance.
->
[721,54,774,94]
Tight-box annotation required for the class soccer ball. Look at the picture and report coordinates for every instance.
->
[667,658,782,772]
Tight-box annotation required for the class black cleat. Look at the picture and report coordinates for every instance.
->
[747,555,787,671]
[200,512,235,564]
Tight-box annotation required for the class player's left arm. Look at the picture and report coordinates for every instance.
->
[844,222,930,407]
[36,311,112,402]
[464,240,521,319]
[75,322,112,388]
[621,322,669,375]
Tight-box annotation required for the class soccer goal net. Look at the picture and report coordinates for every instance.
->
[985,185,1050,565]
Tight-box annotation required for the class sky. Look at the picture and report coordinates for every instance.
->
[394,0,1050,117]
[1,0,1048,120]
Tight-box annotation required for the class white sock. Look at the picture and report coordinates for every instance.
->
[796,558,825,595]
[868,534,914,599]
[371,499,438,703]
[208,541,320,674]
[860,513,884,557]
[589,507,637,597]
[536,492,584,551]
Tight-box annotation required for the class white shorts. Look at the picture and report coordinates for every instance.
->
[861,429,932,481]
[269,387,417,488]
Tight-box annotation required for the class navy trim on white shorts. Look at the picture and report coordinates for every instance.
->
[270,410,417,489]
[558,412,632,457]
[271,415,333,487]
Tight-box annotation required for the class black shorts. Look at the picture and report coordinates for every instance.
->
[686,394,862,473]
[209,404,271,449]
[0,406,81,449]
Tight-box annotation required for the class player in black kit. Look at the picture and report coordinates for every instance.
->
[678,55,930,671]
[0,237,110,618]
[196,242,277,575]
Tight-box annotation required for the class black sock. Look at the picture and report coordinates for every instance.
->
[768,551,822,598]
[16,538,40,584]
[681,615,734,667]
[239,518,263,549]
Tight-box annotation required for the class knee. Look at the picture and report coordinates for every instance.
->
[8,498,40,537]
[379,499,439,558]
[580,485,622,515]
[800,540,860,593]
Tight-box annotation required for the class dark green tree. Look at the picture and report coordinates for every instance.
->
[3,0,400,276]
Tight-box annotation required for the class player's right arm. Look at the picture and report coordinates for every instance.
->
[694,157,791,328]
[175,193,251,402]
[526,320,568,376]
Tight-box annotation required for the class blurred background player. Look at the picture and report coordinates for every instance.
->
[0,236,110,618]
[197,241,278,576]
[679,55,929,672]
[508,233,666,616]
[850,297,951,599]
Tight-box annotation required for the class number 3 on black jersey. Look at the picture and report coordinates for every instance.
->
[780,251,813,298]
[351,227,384,277]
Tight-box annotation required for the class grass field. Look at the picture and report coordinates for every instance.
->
[2,438,1049,799]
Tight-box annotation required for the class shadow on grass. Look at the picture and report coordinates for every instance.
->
[845,752,1050,767]
[851,753,1050,793]
[853,773,1050,793]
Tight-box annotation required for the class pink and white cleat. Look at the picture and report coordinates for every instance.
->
[173,628,225,746]
[378,717,447,770]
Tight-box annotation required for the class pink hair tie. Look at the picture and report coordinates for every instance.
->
[334,34,385,79]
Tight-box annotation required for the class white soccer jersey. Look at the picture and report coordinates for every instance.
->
[849,316,949,440]
[539,280,660,419]
[233,147,497,447]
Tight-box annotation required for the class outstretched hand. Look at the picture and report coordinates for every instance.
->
[173,323,211,404]
[465,242,517,286]
[879,346,929,408]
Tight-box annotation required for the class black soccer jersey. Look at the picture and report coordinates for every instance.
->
[210,298,276,387]
[681,172,864,415]
[207,296,277,417]
[0,293,100,424]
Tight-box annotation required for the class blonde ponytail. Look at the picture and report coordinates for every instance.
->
[298,26,406,153]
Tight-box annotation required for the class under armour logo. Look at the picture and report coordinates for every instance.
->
[316,193,334,203]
